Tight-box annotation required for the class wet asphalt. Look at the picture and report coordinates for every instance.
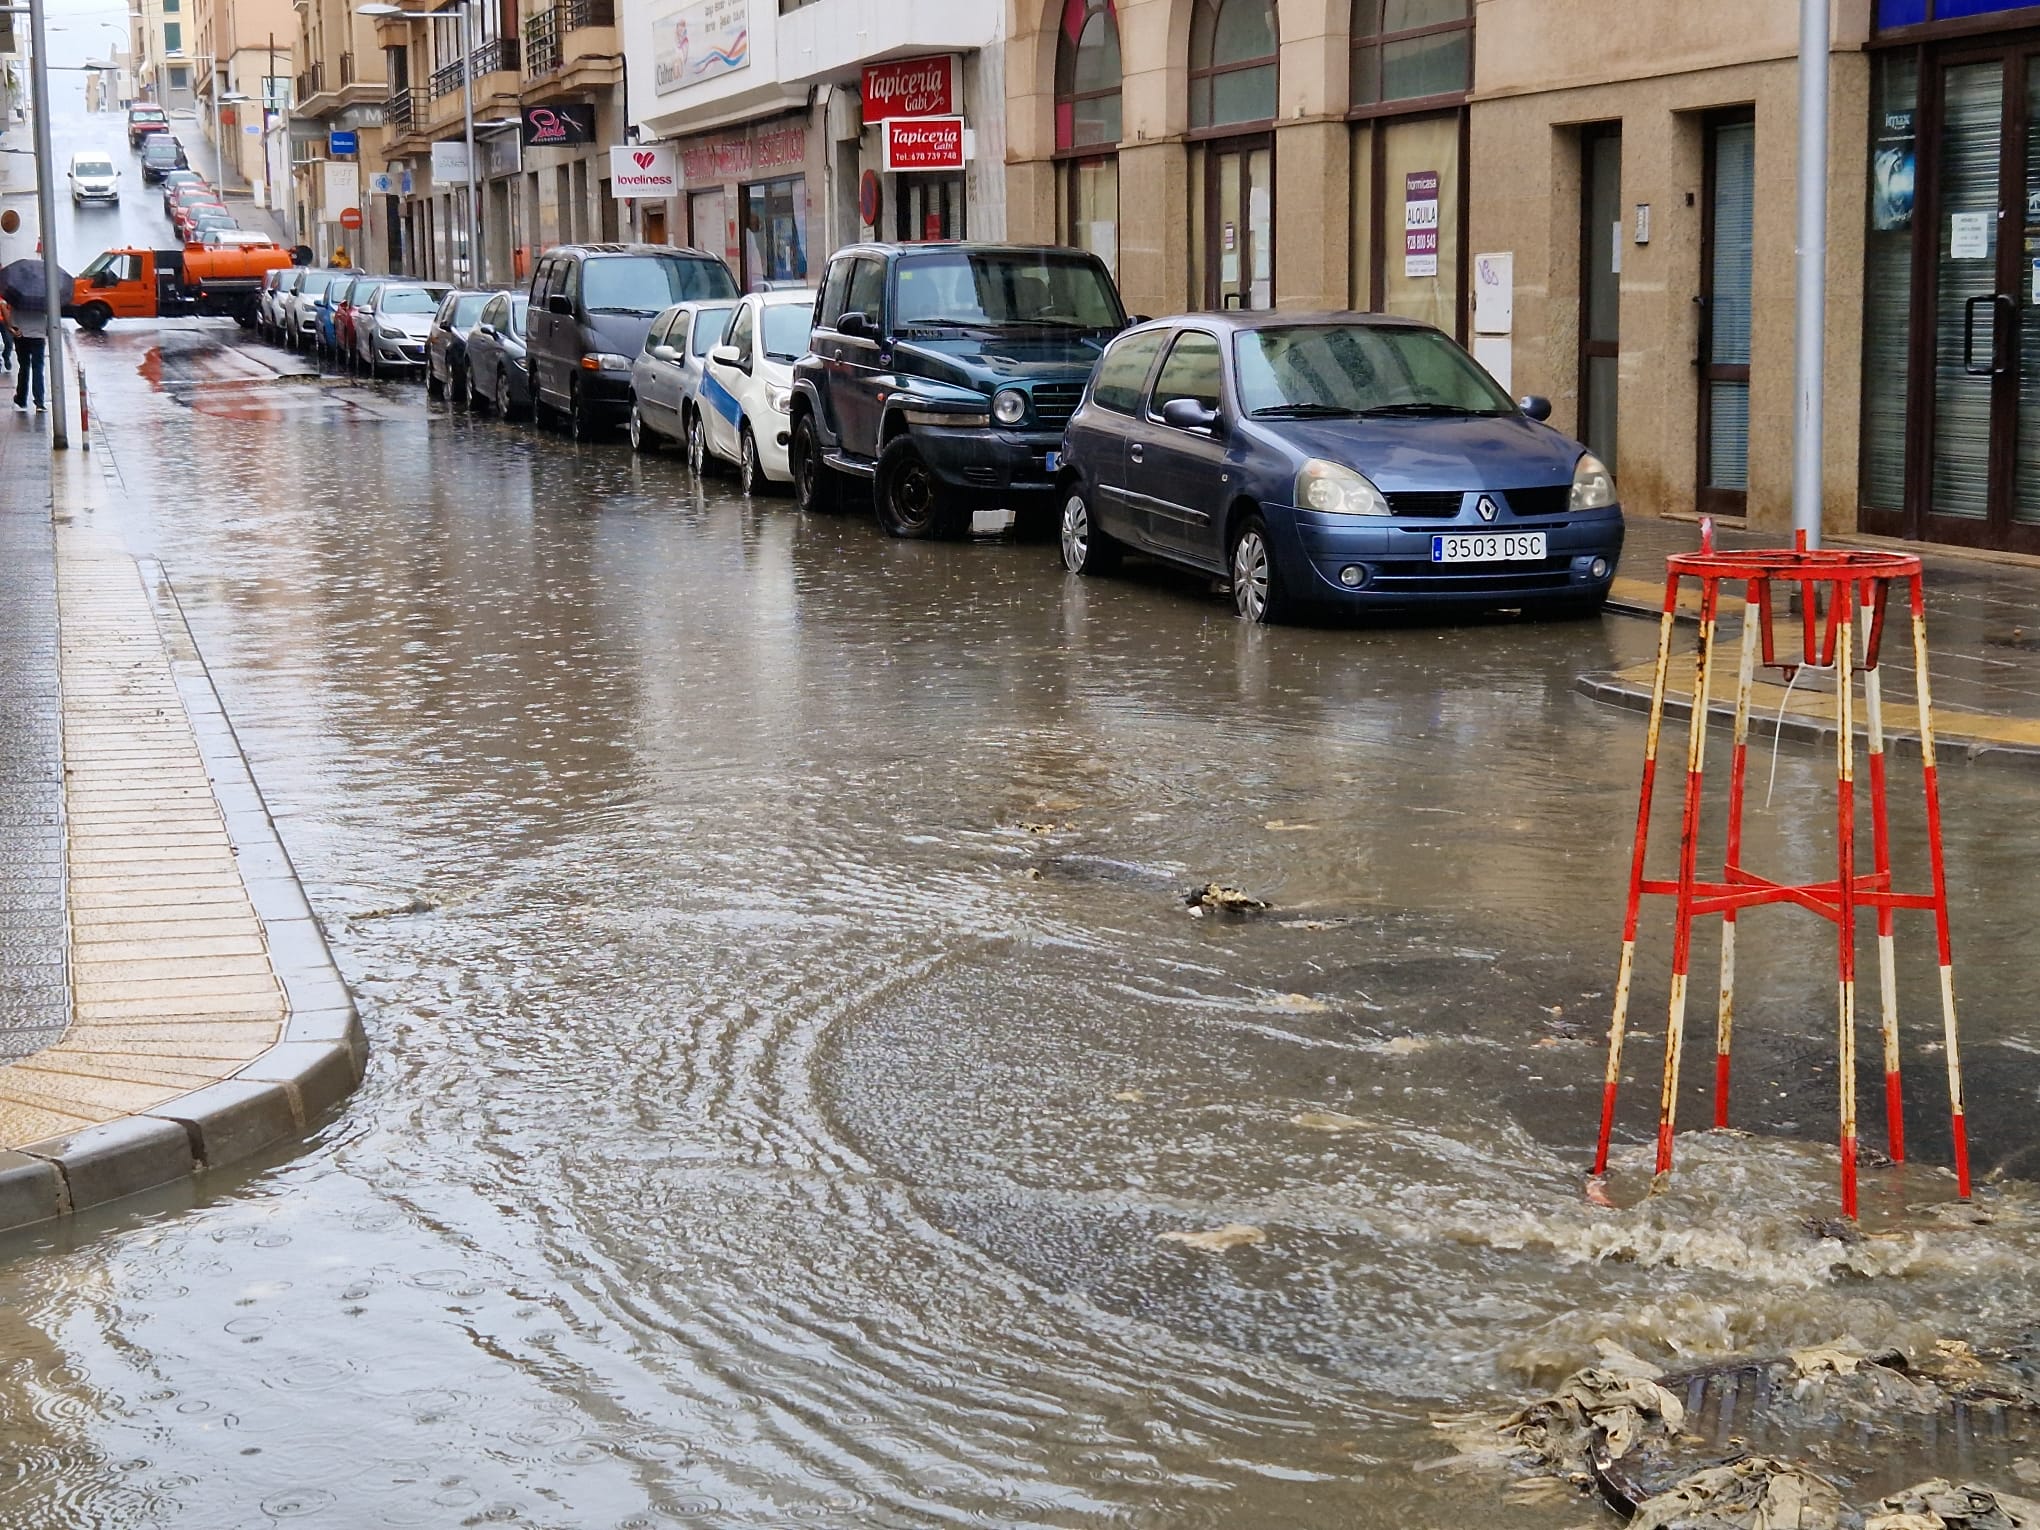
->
[6,67,2040,1530]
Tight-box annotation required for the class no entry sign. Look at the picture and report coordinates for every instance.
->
[339,206,363,231]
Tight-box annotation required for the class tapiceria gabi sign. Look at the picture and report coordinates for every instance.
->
[881,117,967,173]
[860,54,960,121]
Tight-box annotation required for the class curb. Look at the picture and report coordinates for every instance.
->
[1575,669,2040,771]
[0,488,365,1234]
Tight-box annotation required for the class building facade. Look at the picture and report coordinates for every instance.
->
[193,0,294,194]
[1006,1,1476,333]
[624,0,1009,292]
[290,0,389,263]
[132,0,196,111]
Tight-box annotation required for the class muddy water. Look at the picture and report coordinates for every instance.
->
[4,324,2040,1528]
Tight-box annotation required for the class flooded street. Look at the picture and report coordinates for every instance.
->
[4,320,2040,1528]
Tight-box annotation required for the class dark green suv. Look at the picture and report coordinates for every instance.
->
[789,243,1129,539]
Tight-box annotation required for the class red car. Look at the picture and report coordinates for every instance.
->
[126,103,169,149]
[330,276,384,367]
[173,198,230,242]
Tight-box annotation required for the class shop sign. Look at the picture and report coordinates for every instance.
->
[479,132,523,179]
[431,139,471,183]
[322,161,359,211]
[609,144,679,198]
[653,0,749,97]
[882,116,966,173]
[1404,169,1440,279]
[522,103,595,147]
[367,171,399,196]
[677,123,806,186]
[328,129,357,156]
[1872,107,1915,233]
[861,54,959,121]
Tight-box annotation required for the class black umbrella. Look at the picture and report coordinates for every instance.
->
[1,257,75,314]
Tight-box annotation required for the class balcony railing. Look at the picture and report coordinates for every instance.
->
[386,84,414,132]
[430,36,518,98]
[339,50,355,85]
[296,62,322,99]
[523,7,559,78]
[564,0,614,29]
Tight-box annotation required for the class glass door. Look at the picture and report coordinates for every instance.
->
[1204,137,1273,310]
[1579,125,1622,472]
[1699,113,1755,518]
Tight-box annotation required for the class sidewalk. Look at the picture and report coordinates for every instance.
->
[0,422,365,1233]
[1590,514,2040,764]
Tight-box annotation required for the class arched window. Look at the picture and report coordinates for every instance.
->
[1189,0,1277,131]
[1055,0,1121,151]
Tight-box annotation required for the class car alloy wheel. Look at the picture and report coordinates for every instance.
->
[1060,491,1120,575]
[1231,518,1280,624]
[629,400,652,452]
[497,373,514,421]
[739,425,759,494]
[688,412,707,475]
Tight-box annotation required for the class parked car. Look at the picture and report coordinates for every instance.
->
[626,298,735,464]
[282,269,344,350]
[464,291,531,419]
[159,169,207,212]
[167,183,223,228]
[525,242,737,439]
[176,202,234,242]
[322,274,379,366]
[355,281,449,376]
[126,103,169,149]
[424,288,498,401]
[789,243,1128,538]
[1055,313,1625,624]
[689,288,817,492]
[256,267,293,340]
[139,135,188,182]
[67,151,119,205]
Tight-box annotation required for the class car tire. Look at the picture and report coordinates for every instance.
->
[497,372,521,422]
[1059,486,1121,576]
[874,436,964,540]
[791,414,840,514]
[687,409,711,476]
[77,302,112,334]
[568,382,600,443]
[1230,514,1292,625]
[628,397,656,452]
[738,423,764,495]
[426,366,444,399]
[469,367,490,414]
[450,363,467,408]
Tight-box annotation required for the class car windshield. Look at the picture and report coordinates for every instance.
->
[450,294,491,325]
[74,159,114,177]
[132,109,165,121]
[761,304,812,362]
[581,255,737,314]
[893,251,1123,331]
[378,288,440,314]
[689,305,732,356]
[1233,324,1515,418]
[143,141,179,162]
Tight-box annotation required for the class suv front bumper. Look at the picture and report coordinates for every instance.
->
[912,425,1063,501]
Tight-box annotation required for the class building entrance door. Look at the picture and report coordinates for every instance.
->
[1204,137,1272,310]
[1911,45,2040,550]
[1578,125,1622,474]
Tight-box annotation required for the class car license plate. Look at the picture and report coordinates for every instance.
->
[1044,450,1060,472]
[1430,532,1547,564]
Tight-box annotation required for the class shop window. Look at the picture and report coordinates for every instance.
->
[1352,0,1471,108]
[163,22,182,53]
[1061,157,1119,279]
[1861,50,1916,513]
[1055,0,1120,150]
[1189,0,1277,131]
[1349,115,1461,335]
[741,176,809,290]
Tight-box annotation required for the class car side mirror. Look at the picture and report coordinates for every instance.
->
[1160,397,1221,433]
[837,311,871,339]
[1519,395,1553,422]
[653,344,681,362]
[547,293,572,317]
[711,344,742,369]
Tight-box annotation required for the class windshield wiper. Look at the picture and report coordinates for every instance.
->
[1360,401,1495,417]
[900,317,996,333]
[587,305,660,316]
[1249,403,1362,419]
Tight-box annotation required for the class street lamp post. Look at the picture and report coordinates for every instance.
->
[1792,0,1829,548]
[24,0,70,448]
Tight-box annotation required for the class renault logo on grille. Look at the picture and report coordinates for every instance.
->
[1476,495,1500,523]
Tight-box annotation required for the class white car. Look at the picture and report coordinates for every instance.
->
[355,282,450,376]
[67,151,119,204]
[698,288,817,493]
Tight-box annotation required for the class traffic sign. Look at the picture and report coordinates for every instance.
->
[339,206,363,231]
[329,129,358,156]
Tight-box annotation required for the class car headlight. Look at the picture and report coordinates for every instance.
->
[991,388,1029,427]
[581,352,632,372]
[1295,459,1390,516]
[1572,452,1618,510]
[767,385,792,414]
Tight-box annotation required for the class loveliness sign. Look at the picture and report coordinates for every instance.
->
[608,144,679,198]
[860,54,959,121]
[882,117,966,173]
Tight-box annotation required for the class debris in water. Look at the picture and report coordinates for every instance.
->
[1263,820,1318,832]
[1627,1456,1842,1530]
[1272,993,1329,1013]
[1112,1090,1144,1103]
[1184,883,1271,917]
[1375,1035,1430,1056]
[1019,821,1066,835]
[1292,1111,1369,1133]
[1869,1480,2040,1529]
[1158,1223,1266,1252]
[352,894,437,919]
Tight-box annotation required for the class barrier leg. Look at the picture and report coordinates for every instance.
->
[1836,583,1860,1218]
[1656,575,1722,1181]
[1910,574,1971,1198]
[1716,582,1761,1128]
[1595,574,1684,1177]
[1862,618,1903,1161]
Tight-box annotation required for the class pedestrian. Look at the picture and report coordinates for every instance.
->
[331,246,352,269]
[11,312,45,413]
[0,295,13,372]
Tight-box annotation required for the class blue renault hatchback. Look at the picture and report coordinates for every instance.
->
[1055,313,1624,623]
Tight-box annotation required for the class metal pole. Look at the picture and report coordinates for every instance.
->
[461,0,479,284]
[26,0,69,449]
[210,58,226,187]
[1792,0,1829,548]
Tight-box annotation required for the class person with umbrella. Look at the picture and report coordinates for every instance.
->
[1,253,72,413]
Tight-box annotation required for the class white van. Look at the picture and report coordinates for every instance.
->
[67,151,119,205]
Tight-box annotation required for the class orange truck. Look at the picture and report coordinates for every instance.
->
[67,244,300,331]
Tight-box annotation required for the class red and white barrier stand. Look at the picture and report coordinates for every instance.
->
[1592,530,1971,1218]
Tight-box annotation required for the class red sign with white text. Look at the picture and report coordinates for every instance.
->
[861,54,959,121]
[882,116,966,173]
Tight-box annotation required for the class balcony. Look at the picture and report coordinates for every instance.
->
[520,0,618,103]
[296,62,321,100]
[415,36,522,134]
[386,84,414,133]
[339,51,355,86]
[431,36,518,97]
